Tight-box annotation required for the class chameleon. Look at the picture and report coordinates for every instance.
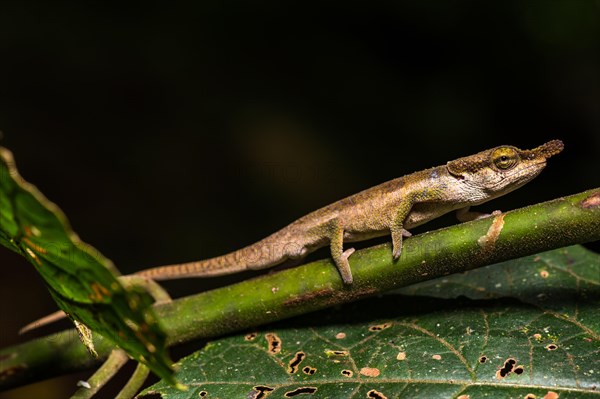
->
[136,140,564,285]
[19,140,564,334]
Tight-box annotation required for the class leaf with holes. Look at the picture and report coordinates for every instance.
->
[140,246,599,398]
[0,147,176,385]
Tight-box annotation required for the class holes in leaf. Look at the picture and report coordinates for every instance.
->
[545,344,558,351]
[540,270,549,278]
[325,349,348,357]
[249,386,275,399]
[496,357,524,379]
[199,391,208,397]
[287,351,306,374]
[341,369,353,377]
[367,389,388,399]
[478,356,487,363]
[368,322,393,332]
[245,332,258,341]
[302,366,316,375]
[265,333,282,354]
[284,387,317,397]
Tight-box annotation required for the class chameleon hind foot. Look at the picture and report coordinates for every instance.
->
[334,247,355,285]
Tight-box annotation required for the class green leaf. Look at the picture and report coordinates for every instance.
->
[140,246,599,398]
[0,147,176,385]
[398,245,599,316]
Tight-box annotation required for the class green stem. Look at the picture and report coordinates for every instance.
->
[69,349,128,399]
[1,188,599,391]
[115,363,150,399]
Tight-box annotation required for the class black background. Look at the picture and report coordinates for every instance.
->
[0,1,598,397]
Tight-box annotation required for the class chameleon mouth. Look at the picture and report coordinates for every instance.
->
[490,160,546,189]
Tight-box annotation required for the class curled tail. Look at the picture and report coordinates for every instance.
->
[135,229,309,281]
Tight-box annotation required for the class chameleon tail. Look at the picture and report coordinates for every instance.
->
[135,230,304,280]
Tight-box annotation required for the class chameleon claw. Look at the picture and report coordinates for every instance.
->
[392,229,411,259]
[392,232,404,260]
[391,228,404,261]
[392,246,402,261]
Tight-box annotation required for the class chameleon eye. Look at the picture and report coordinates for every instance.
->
[492,147,519,170]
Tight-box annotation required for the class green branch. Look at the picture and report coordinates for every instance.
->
[1,188,599,391]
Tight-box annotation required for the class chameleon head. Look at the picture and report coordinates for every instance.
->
[446,140,564,203]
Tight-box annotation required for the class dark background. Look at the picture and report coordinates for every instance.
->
[0,1,598,397]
